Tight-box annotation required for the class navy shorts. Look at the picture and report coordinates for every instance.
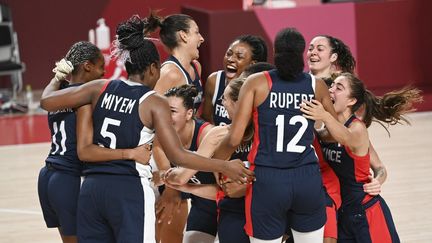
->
[186,197,218,236]
[77,174,155,243]
[218,207,250,243]
[245,164,326,240]
[37,163,81,235]
[338,195,400,243]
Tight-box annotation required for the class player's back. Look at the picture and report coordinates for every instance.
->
[46,83,82,174]
[249,70,317,169]
[85,79,155,177]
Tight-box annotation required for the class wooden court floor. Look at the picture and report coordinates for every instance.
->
[0,112,431,243]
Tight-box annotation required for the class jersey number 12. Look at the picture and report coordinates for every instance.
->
[275,115,307,153]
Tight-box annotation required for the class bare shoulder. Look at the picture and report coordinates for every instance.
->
[155,64,185,93]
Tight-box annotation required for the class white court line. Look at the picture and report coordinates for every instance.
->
[0,208,42,215]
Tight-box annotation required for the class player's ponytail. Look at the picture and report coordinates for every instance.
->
[342,72,423,130]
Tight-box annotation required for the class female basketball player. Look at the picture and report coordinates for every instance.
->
[38,41,153,243]
[307,35,356,86]
[201,35,268,125]
[213,28,337,243]
[301,73,421,242]
[138,13,205,242]
[307,35,387,243]
[40,15,252,243]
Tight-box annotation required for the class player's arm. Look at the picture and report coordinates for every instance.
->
[213,73,258,160]
[142,94,253,183]
[164,125,229,185]
[301,97,367,150]
[76,105,151,164]
[41,79,107,111]
[364,142,387,196]
[200,72,217,123]
[164,182,218,200]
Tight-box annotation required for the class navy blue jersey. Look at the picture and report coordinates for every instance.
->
[162,55,203,111]
[188,119,214,184]
[45,82,82,173]
[211,71,231,126]
[248,70,317,169]
[84,80,155,177]
[320,115,372,207]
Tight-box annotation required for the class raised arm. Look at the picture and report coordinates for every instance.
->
[301,99,368,153]
[213,74,261,160]
[41,79,107,111]
[76,104,151,164]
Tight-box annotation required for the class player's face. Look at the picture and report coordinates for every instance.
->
[329,76,356,114]
[221,86,235,120]
[87,53,106,81]
[168,96,192,132]
[185,20,204,60]
[223,40,254,81]
[307,36,335,75]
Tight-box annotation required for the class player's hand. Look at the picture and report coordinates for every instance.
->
[220,179,247,198]
[223,159,254,184]
[300,99,328,121]
[131,144,152,165]
[52,58,73,81]
[363,174,381,196]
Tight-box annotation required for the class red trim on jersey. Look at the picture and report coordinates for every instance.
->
[313,136,342,208]
[196,122,210,147]
[245,107,260,237]
[344,118,373,203]
[215,189,225,222]
[99,80,111,96]
[191,60,202,85]
[247,107,260,166]
[244,163,256,237]
[263,71,273,90]
[366,201,392,242]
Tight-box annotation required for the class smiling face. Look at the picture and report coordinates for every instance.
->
[328,75,357,114]
[167,96,193,132]
[183,20,204,60]
[223,40,254,81]
[307,36,337,77]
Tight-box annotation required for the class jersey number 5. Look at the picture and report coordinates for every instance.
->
[275,115,307,153]
[100,118,121,149]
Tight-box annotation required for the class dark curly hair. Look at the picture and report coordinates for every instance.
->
[164,84,198,111]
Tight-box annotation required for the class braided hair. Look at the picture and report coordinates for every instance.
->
[113,14,160,79]
[65,41,101,75]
